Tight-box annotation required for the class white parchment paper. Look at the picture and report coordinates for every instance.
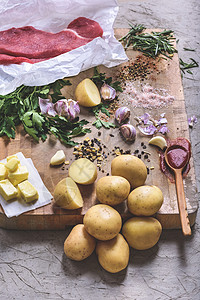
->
[0,0,128,95]
[0,152,52,218]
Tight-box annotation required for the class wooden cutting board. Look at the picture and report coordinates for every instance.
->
[0,29,198,230]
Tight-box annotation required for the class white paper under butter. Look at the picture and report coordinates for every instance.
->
[0,0,128,95]
[0,152,52,218]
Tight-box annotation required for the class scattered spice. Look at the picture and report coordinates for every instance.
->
[121,82,174,109]
[72,137,108,171]
[118,56,158,82]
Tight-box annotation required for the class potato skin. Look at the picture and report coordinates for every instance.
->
[83,204,122,241]
[96,234,129,273]
[96,176,130,205]
[64,224,96,261]
[111,155,147,188]
[128,185,164,216]
[122,217,162,250]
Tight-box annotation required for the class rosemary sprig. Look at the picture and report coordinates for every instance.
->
[119,24,146,49]
[179,58,199,74]
[119,24,177,59]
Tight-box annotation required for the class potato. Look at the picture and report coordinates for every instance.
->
[69,158,97,185]
[111,154,147,188]
[83,204,122,241]
[75,78,101,107]
[96,233,129,273]
[64,224,96,261]
[96,175,130,205]
[122,217,162,250]
[128,185,164,216]
[54,177,83,209]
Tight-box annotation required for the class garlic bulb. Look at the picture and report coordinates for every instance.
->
[54,99,80,121]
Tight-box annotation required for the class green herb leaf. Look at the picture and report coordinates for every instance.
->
[92,118,115,129]
[92,119,102,129]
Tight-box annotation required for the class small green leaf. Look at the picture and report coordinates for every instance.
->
[32,112,45,128]
[22,112,33,127]
[92,119,102,129]
[23,125,39,142]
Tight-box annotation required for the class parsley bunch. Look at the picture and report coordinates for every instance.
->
[0,80,90,146]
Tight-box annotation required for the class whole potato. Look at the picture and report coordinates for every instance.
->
[128,185,164,216]
[111,155,147,188]
[96,234,129,273]
[122,217,162,250]
[83,204,122,241]
[96,176,130,206]
[64,224,96,261]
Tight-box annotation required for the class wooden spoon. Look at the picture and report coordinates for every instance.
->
[165,145,191,236]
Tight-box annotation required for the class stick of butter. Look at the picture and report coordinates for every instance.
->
[0,179,18,201]
[8,165,29,186]
[0,163,8,180]
[18,180,39,203]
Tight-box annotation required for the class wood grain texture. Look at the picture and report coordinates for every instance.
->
[0,29,198,230]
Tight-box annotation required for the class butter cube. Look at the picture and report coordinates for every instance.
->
[0,179,18,201]
[5,157,19,172]
[8,165,29,186]
[0,163,8,180]
[18,180,39,203]
[7,155,20,162]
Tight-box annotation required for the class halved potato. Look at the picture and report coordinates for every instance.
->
[75,78,101,107]
[69,158,97,185]
[54,177,83,209]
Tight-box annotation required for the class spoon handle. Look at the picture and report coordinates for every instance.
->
[175,169,191,236]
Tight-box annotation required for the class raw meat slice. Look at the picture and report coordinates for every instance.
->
[0,17,103,65]
[0,53,45,65]
[68,17,103,38]
[0,26,92,59]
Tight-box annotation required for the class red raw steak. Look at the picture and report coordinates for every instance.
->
[0,17,103,65]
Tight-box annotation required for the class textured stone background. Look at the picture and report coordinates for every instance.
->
[0,1,199,299]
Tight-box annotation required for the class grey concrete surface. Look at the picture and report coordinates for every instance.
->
[0,1,199,299]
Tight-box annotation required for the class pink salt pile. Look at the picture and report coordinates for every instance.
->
[121,82,174,109]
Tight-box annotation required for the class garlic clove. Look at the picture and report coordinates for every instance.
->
[50,150,66,166]
[148,136,167,150]
[120,124,136,142]
[115,107,130,124]
[100,84,116,101]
